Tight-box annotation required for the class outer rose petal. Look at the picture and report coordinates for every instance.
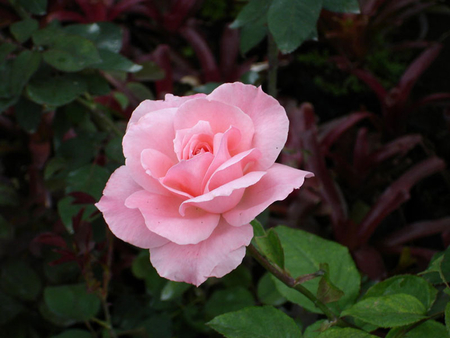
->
[128,93,206,125]
[125,190,221,245]
[150,218,253,286]
[123,108,177,194]
[95,166,168,249]
[223,163,314,226]
[208,82,288,169]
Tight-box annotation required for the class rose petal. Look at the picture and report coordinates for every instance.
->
[150,218,253,286]
[173,120,213,161]
[125,190,221,245]
[173,98,255,156]
[141,149,175,179]
[206,147,261,192]
[123,108,177,193]
[95,166,168,249]
[180,171,266,214]
[128,93,206,125]
[208,82,288,169]
[223,163,314,226]
[162,152,214,198]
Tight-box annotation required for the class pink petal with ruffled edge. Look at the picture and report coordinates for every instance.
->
[208,83,288,170]
[95,166,168,249]
[180,170,266,214]
[141,149,175,179]
[223,163,314,226]
[149,218,253,286]
[173,98,255,156]
[123,108,177,194]
[125,190,220,245]
[128,93,206,125]
[162,152,214,198]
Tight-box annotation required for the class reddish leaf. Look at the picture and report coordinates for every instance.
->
[356,157,446,247]
[68,191,96,205]
[33,232,67,248]
[220,24,240,82]
[395,43,442,108]
[151,45,174,99]
[369,134,422,164]
[298,103,348,241]
[180,21,221,83]
[381,217,450,247]
[319,111,374,154]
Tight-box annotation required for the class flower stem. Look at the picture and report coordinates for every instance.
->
[267,33,278,98]
[248,243,338,322]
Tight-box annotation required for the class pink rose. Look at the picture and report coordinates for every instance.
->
[96,82,313,286]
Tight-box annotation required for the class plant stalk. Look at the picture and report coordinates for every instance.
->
[248,243,338,321]
[267,33,278,98]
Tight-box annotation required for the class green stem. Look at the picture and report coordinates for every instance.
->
[248,244,338,321]
[267,33,278,98]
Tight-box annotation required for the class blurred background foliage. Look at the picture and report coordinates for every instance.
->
[1,0,450,337]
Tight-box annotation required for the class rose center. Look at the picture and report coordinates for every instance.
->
[192,142,212,157]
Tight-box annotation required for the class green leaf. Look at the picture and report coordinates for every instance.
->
[133,61,165,81]
[15,97,42,133]
[0,43,16,65]
[0,182,19,206]
[43,35,101,72]
[0,290,23,325]
[131,250,166,296]
[51,330,92,338]
[0,214,13,240]
[205,287,255,318]
[32,25,65,46]
[0,260,42,301]
[257,272,286,306]
[66,164,110,200]
[193,82,221,94]
[39,301,76,327]
[10,18,39,43]
[207,306,302,338]
[230,0,272,28]
[268,0,323,53]
[273,226,360,313]
[10,50,41,96]
[255,228,285,268]
[318,327,378,338]
[240,15,268,54]
[44,284,100,322]
[27,73,87,107]
[446,302,450,335]
[386,320,448,338]
[160,281,191,301]
[64,22,123,52]
[83,72,110,96]
[230,0,271,54]
[251,218,266,237]
[362,275,437,311]
[105,137,125,163]
[304,320,327,338]
[420,246,450,285]
[341,294,427,328]
[221,265,252,288]
[323,0,360,13]
[126,82,154,101]
[94,49,141,72]
[17,0,47,15]
[317,263,344,304]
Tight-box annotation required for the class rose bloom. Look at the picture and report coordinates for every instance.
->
[96,82,313,286]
